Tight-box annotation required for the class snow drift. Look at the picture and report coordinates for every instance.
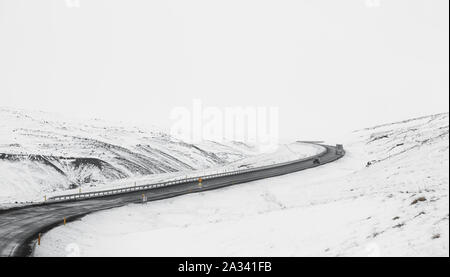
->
[0,107,256,204]
[33,113,449,257]
[0,107,322,205]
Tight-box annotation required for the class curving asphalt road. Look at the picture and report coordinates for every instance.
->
[0,144,344,257]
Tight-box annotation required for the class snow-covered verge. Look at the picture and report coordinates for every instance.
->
[0,107,252,205]
[44,141,324,201]
[0,107,323,206]
[33,113,449,257]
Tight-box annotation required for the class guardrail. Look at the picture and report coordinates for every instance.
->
[49,144,335,202]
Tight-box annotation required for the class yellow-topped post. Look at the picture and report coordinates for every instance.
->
[198,177,203,188]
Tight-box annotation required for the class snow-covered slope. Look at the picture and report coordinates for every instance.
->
[0,107,256,204]
[33,113,449,257]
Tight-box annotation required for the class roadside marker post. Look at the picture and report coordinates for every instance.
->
[198,178,203,188]
[64,217,66,225]
[44,195,46,202]
[38,233,41,246]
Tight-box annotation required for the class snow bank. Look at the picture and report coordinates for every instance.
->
[0,108,256,205]
[34,113,449,257]
[0,107,322,206]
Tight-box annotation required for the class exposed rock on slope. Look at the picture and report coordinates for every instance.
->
[0,107,254,203]
[34,113,449,257]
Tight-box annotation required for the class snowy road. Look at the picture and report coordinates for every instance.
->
[0,144,344,257]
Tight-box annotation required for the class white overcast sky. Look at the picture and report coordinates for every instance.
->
[0,0,448,141]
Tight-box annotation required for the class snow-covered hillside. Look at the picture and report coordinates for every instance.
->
[0,107,256,204]
[33,113,449,257]
[0,107,324,205]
